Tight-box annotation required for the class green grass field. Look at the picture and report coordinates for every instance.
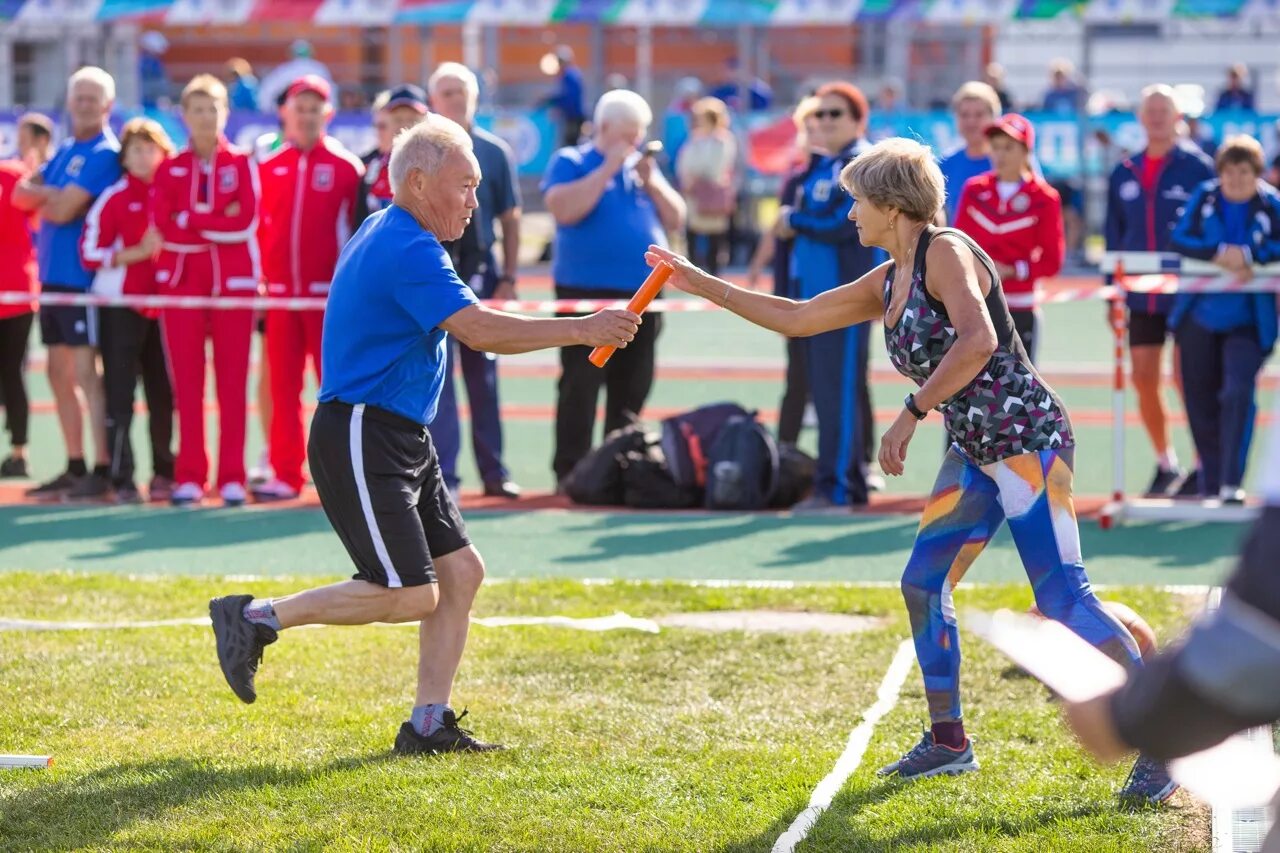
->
[0,574,1210,852]
[0,283,1261,850]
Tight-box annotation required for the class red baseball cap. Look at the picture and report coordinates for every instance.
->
[984,113,1035,150]
[285,74,331,104]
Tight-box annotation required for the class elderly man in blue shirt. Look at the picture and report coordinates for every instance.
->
[208,114,639,755]
[13,67,122,501]
[541,89,686,484]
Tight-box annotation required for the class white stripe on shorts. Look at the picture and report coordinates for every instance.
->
[350,403,403,588]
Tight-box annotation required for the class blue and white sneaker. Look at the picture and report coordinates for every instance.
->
[1118,754,1179,805]
[876,731,979,780]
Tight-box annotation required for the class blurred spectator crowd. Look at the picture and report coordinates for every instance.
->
[0,49,1277,511]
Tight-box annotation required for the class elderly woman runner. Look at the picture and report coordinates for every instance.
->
[645,137,1177,803]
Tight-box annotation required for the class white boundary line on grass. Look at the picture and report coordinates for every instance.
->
[771,639,917,853]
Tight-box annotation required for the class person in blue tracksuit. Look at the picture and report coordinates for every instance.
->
[776,82,883,509]
[1168,135,1280,504]
[1104,85,1215,497]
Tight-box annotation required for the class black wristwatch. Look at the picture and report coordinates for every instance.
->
[904,393,927,421]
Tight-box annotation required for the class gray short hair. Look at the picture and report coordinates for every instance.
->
[69,66,116,103]
[388,114,474,195]
[593,89,652,131]
[429,62,479,100]
[950,81,1000,118]
[840,137,946,224]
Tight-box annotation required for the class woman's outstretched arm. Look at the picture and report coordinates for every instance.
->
[644,244,888,338]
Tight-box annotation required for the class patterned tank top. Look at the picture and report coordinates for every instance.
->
[883,226,1074,465]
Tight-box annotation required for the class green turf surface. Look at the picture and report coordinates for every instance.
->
[0,574,1208,852]
[0,502,1244,585]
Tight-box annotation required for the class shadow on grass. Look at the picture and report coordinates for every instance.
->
[555,515,919,566]
[721,776,1111,852]
[0,752,397,851]
[0,503,335,562]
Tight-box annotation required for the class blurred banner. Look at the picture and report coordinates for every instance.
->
[66,0,1280,24]
[0,106,1274,181]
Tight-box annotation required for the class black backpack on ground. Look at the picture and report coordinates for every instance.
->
[563,425,651,506]
[660,403,752,491]
[620,446,700,509]
[704,415,780,510]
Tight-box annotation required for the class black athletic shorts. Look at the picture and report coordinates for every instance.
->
[308,401,469,588]
[1128,308,1170,348]
[40,284,98,347]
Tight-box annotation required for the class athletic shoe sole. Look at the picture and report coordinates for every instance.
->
[891,759,980,781]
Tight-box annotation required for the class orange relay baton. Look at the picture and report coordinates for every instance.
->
[588,261,673,368]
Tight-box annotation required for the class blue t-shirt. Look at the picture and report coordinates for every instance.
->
[939,148,991,222]
[541,144,667,290]
[1193,199,1256,331]
[38,129,121,288]
[552,67,585,121]
[471,126,520,252]
[319,205,480,426]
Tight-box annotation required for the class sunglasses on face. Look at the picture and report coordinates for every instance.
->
[813,109,848,120]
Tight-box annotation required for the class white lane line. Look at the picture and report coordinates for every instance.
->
[772,639,917,853]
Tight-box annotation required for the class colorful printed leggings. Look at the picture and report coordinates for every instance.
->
[902,446,1143,723]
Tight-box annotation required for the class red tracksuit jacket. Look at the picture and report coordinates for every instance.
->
[80,173,158,316]
[0,160,37,320]
[952,173,1065,299]
[256,135,364,298]
[151,137,260,295]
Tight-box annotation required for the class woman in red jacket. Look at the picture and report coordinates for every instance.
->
[0,114,52,478]
[80,118,175,503]
[951,113,1064,362]
[153,74,260,506]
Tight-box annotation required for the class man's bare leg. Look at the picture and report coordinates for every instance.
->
[415,545,485,705]
[47,345,84,462]
[397,545,500,753]
[72,345,107,469]
[272,579,438,627]
[1131,342,1182,494]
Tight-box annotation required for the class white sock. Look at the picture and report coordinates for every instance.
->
[1157,449,1179,472]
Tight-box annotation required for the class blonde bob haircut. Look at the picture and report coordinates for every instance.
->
[840,137,946,224]
[181,73,228,109]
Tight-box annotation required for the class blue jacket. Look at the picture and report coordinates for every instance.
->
[788,138,885,299]
[1105,141,1215,314]
[1169,179,1280,353]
